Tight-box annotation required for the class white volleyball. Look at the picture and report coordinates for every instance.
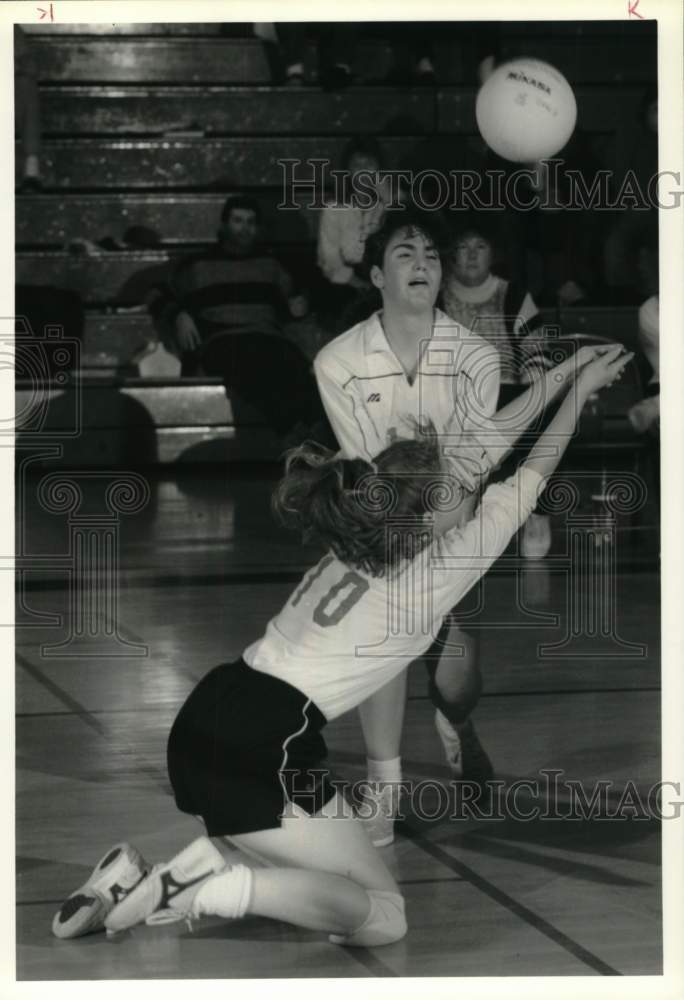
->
[475,58,577,162]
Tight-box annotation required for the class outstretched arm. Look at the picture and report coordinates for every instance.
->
[445,345,622,478]
[523,347,633,479]
[480,345,617,450]
[435,347,633,537]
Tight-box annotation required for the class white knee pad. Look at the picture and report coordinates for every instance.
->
[329,890,406,947]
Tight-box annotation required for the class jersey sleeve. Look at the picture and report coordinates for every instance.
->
[466,335,501,418]
[443,372,511,480]
[429,466,545,620]
[314,351,385,460]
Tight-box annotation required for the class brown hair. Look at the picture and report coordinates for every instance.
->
[273,425,468,577]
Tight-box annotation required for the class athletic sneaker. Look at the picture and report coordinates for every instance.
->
[521,513,552,559]
[357,783,399,848]
[435,709,494,797]
[51,842,149,939]
[104,836,226,934]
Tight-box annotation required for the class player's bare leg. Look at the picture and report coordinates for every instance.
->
[224,792,404,941]
[426,623,494,799]
[356,670,408,847]
[106,793,406,946]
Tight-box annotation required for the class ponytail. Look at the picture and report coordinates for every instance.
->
[273,427,448,576]
[273,444,388,573]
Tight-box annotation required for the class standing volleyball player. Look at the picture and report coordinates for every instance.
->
[51,346,630,945]
[314,208,502,845]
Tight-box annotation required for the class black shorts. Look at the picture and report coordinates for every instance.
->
[167,658,336,836]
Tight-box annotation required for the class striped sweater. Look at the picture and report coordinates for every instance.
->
[164,247,293,344]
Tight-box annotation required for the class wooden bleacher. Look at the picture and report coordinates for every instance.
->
[15,21,656,466]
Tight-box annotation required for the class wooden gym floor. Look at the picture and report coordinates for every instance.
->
[15,464,662,980]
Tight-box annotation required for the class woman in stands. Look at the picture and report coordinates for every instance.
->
[52,347,630,947]
[316,136,392,335]
[442,215,553,558]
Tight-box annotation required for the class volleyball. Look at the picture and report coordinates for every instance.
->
[475,58,577,162]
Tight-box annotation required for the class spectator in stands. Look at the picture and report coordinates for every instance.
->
[628,236,659,435]
[441,216,553,558]
[273,22,357,89]
[155,195,330,443]
[604,86,658,304]
[315,137,391,335]
[273,23,439,88]
[382,21,499,85]
[14,26,42,191]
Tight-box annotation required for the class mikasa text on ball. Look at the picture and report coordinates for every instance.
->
[475,58,577,162]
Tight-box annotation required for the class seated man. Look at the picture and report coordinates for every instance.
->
[155,195,327,441]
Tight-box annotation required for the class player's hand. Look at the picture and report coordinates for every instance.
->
[175,311,201,352]
[552,344,617,384]
[577,345,634,395]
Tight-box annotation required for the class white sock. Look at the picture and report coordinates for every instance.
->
[192,864,253,920]
[367,756,402,786]
[435,707,457,731]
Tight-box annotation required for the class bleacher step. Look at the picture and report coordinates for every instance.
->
[16,425,279,466]
[37,84,647,138]
[16,251,174,305]
[30,37,274,84]
[16,193,320,248]
[80,311,155,368]
[15,378,280,464]
[23,23,228,35]
[15,249,320,305]
[40,85,435,136]
[27,30,655,86]
[16,136,429,190]
[16,378,245,425]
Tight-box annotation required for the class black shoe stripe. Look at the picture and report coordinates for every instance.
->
[59,893,96,923]
[98,847,122,870]
[109,867,149,904]
[158,869,212,911]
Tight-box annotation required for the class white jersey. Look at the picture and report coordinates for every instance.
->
[244,466,544,721]
[314,308,501,461]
